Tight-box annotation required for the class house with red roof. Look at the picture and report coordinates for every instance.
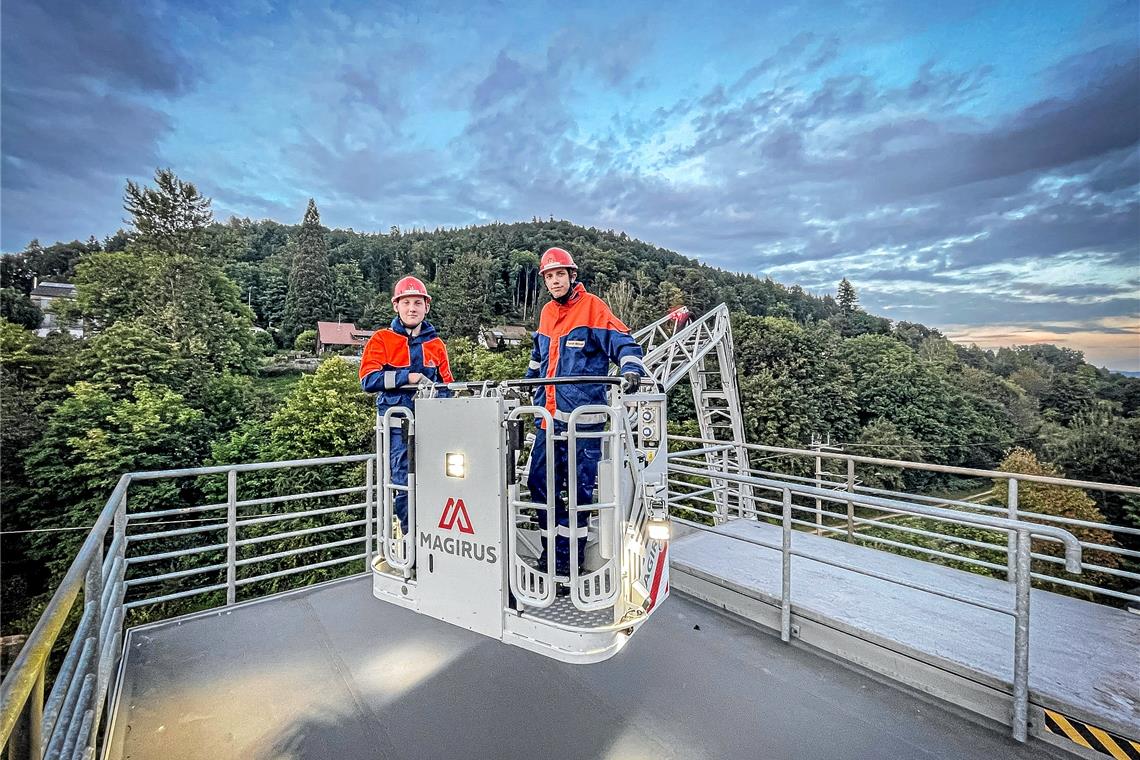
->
[315,321,375,356]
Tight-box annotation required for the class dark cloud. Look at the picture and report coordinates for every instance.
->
[1,0,198,248]
[2,0,196,97]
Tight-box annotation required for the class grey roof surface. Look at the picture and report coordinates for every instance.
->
[29,282,76,298]
[671,519,1140,738]
[108,575,1065,760]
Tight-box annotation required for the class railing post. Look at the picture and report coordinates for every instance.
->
[226,469,237,606]
[814,453,823,536]
[83,541,103,752]
[734,443,750,519]
[8,662,44,760]
[781,489,792,643]
[846,458,855,542]
[1012,529,1032,742]
[365,457,375,570]
[1006,478,1019,582]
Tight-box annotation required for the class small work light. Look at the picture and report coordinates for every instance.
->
[445,452,466,478]
[647,518,670,541]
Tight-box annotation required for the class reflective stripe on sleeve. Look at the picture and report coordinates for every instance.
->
[554,409,609,426]
[620,355,646,371]
[384,370,398,389]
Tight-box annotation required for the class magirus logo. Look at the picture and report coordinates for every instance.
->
[437,497,474,534]
[420,497,497,564]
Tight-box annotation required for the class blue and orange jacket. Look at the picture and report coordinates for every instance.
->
[526,282,645,427]
[359,318,454,413]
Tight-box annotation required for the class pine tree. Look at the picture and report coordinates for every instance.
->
[283,199,333,343]
[837,278,858,314]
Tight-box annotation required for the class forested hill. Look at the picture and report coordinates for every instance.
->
[0,176,1135,528]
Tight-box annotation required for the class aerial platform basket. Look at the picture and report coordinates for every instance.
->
[371,377,671,663]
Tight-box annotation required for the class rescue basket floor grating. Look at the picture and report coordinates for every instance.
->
[517,594,616,627]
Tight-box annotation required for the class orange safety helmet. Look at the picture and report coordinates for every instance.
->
[391,275,432,304]
[538,247,578,275]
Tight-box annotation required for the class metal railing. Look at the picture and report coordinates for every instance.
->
[1,454,377,760]
[665,461,1084,743]
[668,435,1140,607]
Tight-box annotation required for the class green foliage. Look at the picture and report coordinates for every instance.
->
[732,315,857,453]
[282,199,333,343]
[838,334,1014,468]
[82,319,188,391]
[124,168,213,255]
[854,420,924,490]
[331,262,369,323]
[993,448,1121,592]
[1,288,43,329]
[1043,404,1140,537]
[294,329,318,352]
[446,337,531,382]
[252,328,278,355]
[74,251,257,375]
[430,253,495,339]
[1,239,96,293]
[267,356,374,461]
[837,278,857,313]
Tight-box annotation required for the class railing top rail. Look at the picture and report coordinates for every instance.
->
[669,435,1140,496]
[128,453,375,481]
[667,463,1083,572]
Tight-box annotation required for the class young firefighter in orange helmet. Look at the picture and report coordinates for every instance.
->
[359,276,454,534]
[526,247,646,586]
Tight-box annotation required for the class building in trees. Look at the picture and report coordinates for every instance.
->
[479,325,530,350]
[28,280,81,337]
[315,321,375,356]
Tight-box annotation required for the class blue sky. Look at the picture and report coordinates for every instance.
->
[3,0,1138,368]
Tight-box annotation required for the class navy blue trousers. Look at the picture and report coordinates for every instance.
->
[526,429,600,575]
[387,427,409,533]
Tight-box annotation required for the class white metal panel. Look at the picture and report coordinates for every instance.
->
[413,397,506,638]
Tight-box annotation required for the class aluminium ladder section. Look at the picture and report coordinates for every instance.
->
[633,304,752,519]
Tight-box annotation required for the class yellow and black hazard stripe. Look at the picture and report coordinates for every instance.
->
[1043,708,1140,760]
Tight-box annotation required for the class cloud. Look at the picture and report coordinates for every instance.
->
[1,0,199,248]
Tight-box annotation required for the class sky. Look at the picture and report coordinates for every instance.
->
[2,0,1138,369]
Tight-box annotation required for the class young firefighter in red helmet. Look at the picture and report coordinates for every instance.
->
[526,247,646,586]
[359,276,454,534]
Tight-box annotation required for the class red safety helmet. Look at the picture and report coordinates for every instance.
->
[391,275,432,304]
[538,247,578,275]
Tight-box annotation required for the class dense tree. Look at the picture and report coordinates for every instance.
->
[0,288,43,329]
[993,448,1120,592]
[732,315,857,452]
[837,278,857,314]
[1044,404,1140,536]
[124,169,213,256]
[330,262,370,323]
[282,200,333,343]
[430,253,493,339]
[266,357,373,459]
